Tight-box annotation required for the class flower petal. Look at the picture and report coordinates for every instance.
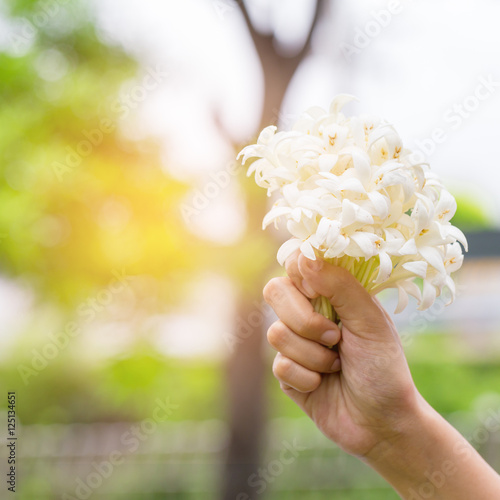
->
[419,246,446,274]
[349,232,379,258]
[375,251,393,283]
[402,261,428,278]
[399,238,418,255]
[277,238,302,266]
[394,285,409,314]
[329,94,358,117]
[435,189,457,223]
[418,280,437,310]
[300,239,316,261]
[318,154,339,172]
[262,206,291,229]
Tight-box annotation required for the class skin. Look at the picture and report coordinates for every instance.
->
[264,252,500,499]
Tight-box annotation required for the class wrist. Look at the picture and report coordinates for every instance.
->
[361,392,500,500]
[362,391,438,486]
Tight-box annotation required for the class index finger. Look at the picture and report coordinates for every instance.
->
[263,277,341,347]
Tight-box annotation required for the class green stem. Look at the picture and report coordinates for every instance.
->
[360,257,376,288]
[312,294,338,325]
[355,258,369,282]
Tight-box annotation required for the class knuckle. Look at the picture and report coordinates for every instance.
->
[318,351,337,373]
[267,322,289,350]
[263,277,286,305]
[273,355,294,381]
[301,312,323,337]
[308,373,322,392]
[284,250,299,276]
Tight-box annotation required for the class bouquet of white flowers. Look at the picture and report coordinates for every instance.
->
[239,95,467,321]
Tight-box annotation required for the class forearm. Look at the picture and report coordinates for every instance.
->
[365,397,500,499]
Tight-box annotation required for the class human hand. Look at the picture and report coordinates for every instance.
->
[265,252,500,499]
[264,252,422,459]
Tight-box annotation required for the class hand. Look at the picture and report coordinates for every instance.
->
[265,252,500,499]
[264,252,422,459]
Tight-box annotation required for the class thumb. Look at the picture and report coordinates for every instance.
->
[298,254,390,340]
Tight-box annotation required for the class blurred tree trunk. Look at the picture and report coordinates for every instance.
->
[222,2,325,499]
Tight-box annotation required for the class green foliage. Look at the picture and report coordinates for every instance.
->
[268,491,399,499]
[0,0,199,308]
[412,362,500,414]
[452,194,493,232]
[1,345,223,424]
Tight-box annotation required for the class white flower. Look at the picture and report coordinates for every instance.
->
[238,95,467,314]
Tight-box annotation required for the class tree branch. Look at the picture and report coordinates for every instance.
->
[238,0,325,62]
[296,0,325,60]
[238,0,269,51]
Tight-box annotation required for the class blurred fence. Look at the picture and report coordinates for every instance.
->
[465,231,500,258]
[8,407,500,500]
[391,255,500,340]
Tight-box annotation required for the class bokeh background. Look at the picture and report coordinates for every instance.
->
[1,0,500,499]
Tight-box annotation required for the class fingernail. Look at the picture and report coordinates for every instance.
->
[320,329,338,347]
[303,256,323,272]
[331,358,341,372]
[301,280,316,298]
